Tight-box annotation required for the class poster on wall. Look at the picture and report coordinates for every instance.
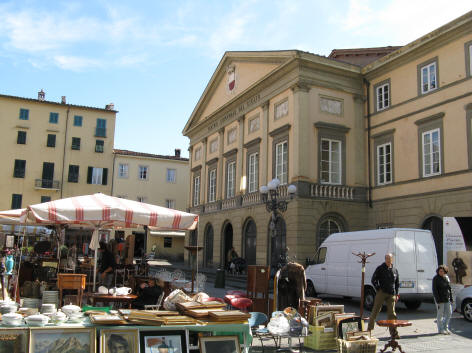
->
[443,217,472,307]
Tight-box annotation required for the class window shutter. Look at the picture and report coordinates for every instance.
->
[102,168,108,185]
[87,167,93,184]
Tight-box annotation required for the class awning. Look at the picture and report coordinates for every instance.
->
[150,230,186,237]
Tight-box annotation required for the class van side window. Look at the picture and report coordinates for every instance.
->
[315,247,327,264]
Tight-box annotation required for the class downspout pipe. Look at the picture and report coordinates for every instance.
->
[364,78,373,208]
[60,106,70,198]
[111,151,116,196]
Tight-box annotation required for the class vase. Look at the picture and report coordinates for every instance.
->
[5,255,14,275]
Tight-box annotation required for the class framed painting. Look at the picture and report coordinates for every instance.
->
[100,328,138,353]
[139,330,186,353]
[199,335,241,353]
[29,327,95,353]
[0,328,29,353]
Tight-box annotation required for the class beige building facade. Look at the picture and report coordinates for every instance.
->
[0,91,116,210]
[112,149,189,259]
[183,11,472,270]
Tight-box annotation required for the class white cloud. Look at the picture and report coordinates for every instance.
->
[53,55,102,71]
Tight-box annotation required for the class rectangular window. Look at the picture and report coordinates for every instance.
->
[376,83,390,111]
[95,140,104,153]
[421,62,437,94]
[164,237,172,248]
[87,167,108,185]
[41,196,51,203]
[248,152,259,193]
[275,100,289,120]
[422,128,441,177]
[49,112,59,124]
[377,143,392,185]
[11,194,22,209]
[19,108,29,120]
[95,118,107,137]
[13,159,26,178]
[71,137,81,150]
[47,134,56,147]
[17,131,26,144]
[208,169,216,202]
[226,161,236,198]
[320,138,341,184]
[166,168,176,183]
[193,175,200,206]
[138,166,148,180]
[137,196,147,203]
[68,165,79,183]
[73,115,83,126]
[165,199,176,209]
[275,141,288,184]
[118,163,128,178]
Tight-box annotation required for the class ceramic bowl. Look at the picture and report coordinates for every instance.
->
[1,313,23,326]
[67,312,85,323]
[25,314,49,326]
[0,302,19,314]
[61,304,81,316]
[51,311,68,324]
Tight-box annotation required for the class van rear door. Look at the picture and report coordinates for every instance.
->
[395,231,417,295]
[415,230,436,294]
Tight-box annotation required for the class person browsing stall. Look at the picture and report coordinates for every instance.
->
[432,265,453,334]
[367,253,400,338]
[98,241,116,288]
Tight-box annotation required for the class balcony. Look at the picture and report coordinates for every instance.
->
[35,179,61,190]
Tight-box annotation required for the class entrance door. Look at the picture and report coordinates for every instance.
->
[204,225,214,267]
[244,220,257,265]
[269,217,286,272]
[223,223,233,268]
[422,216,443,264]
[42,162,54,188]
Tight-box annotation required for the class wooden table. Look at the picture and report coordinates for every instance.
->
[88,293,138,308]
[57,273,86,306]
[377,319,412,353]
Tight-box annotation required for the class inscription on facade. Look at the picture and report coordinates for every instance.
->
[207,93,261,132]
[320,96,343,116]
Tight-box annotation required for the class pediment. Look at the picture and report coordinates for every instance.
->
[183,51,297,135]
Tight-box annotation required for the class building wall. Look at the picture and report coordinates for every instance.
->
[0,95,115,210]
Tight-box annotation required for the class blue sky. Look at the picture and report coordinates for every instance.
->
[0,0,470,158]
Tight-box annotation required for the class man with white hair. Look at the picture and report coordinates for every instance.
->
[368,253,400,337]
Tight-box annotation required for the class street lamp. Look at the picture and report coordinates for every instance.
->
[259,178,297,237]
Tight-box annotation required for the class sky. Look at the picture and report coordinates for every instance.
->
[0,0,470,158]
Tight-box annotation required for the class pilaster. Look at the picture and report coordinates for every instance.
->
[200,138,208,204]
[260,100,270,186]
[291,83,311,181]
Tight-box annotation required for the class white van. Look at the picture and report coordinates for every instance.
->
[305,228,438,310]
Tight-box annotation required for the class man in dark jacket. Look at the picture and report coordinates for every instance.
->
[367,253,400,337]
[98,241,116,288]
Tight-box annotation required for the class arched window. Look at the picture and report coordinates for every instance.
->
[243,218,257,265]
[317,214,346,248]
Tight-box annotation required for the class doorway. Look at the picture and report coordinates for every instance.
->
[204,224,214,267]
[222,223,233,268]
[422,216,443,264]
[268,216,286,272]
[243,219,257,265]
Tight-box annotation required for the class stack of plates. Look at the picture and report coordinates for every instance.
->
[40,303,56,315]
[42,291,59,307]
[22,298,41,309]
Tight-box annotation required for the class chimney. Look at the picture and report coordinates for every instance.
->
[105,103,115,110]
[38,89,45,101]
[61,96,66,104]
[175,149,181,158]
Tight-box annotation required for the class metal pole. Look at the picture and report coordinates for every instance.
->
[353,251,375,318]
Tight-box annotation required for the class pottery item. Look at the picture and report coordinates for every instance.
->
[0,302,19,314]
[1,312,23,326]
[51,311,68,324]
[109,287,132,295]
[5,255,14,275]
[25,314,49,326]
[61,304,81,316]
[40,303,56,314]
[98,286,109,294]
[67,311,85,323]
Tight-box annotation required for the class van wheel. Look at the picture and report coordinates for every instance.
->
[364,287,375,311]
[305,281,317,297]
[404,300,422,310]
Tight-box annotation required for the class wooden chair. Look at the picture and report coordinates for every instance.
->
[57,273,86,306]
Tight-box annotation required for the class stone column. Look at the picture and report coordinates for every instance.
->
[291,83,311,181]
[260,100,270,186]
[200,138,207,204]
[236,116,245,194]
[217,128,225,200]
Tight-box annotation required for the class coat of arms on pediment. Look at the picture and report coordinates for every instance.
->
[227,64,236,94]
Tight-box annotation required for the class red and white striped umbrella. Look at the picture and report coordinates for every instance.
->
[22,193,198,230]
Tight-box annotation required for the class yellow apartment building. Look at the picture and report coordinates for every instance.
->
[183,11,472,270]
[112,149,189,260]
[0,91,116,247]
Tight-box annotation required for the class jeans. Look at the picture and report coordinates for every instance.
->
[368,290,398,335]
[436,302,452,333]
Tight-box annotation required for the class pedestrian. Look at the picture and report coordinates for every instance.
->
[432,265,453,334]
[367,253,400,338]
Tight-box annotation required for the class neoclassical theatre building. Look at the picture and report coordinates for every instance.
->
[183,11,472,269]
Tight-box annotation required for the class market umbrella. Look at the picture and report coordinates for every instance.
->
[21,193,198,291]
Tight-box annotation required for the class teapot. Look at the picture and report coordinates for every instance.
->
[109,287,132,296]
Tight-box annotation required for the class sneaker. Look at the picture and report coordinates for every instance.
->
[439,330,447,335]
[446,329,452,335]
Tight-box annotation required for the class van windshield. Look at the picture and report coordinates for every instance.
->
[314,247,327,264]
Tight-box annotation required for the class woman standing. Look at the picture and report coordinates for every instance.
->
[432,265,453,334]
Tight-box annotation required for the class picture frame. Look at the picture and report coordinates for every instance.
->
[313,304,344,318]
[0,328,29,353]
[199,335,241,353]
[139,330,186,353]
[100,328,139,353]
[29,327,95,353]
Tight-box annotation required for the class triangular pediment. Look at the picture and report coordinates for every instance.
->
[183,51,298,135]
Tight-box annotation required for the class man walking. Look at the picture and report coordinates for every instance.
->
[368,253,400,337]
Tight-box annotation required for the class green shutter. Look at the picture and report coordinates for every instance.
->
[87,167,93,184]
[102,168,108,185]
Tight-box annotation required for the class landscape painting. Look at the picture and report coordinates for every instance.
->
[29,328,95,353]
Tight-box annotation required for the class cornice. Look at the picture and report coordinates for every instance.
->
[371,128,396,139]
[206,157,219,165]
[191,165,202,172]
[223,148,238,158]
[243,137,262,149]
[414,112,445,126]
[269,123,291,137]
[314,121,350,133]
